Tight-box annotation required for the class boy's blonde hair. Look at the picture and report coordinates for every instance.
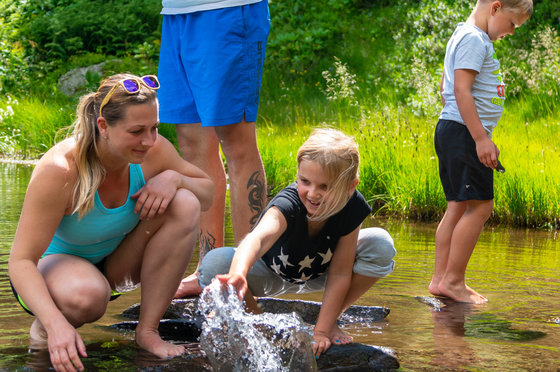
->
[297,128,360,221]
[480,0,533,15]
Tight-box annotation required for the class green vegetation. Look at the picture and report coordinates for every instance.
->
[0,0,559,228]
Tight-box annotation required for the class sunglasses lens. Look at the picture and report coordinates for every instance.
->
[122,79,140,93]
[142,76,159,89]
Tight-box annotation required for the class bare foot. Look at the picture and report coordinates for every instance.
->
[329,324,353,345]
[173,272,202,299]
[438,281,487,304]
[429,279,444,297]
[29,319,48,343]
[136,327,185,359]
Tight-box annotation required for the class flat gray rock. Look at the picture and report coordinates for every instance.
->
[114,297,399,371]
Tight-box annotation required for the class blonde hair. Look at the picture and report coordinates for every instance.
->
[72,73,157,218]
[481,0,533,15]
[297,128,360,222]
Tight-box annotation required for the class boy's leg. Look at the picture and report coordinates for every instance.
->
[438,199,493,304]
[429,201,467,296]
[174,124,227,298]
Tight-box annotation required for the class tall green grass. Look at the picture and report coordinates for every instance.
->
[256,83,560,229]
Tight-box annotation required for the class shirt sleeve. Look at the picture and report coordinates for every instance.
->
[333,191,372,236]
[454,32,487,73]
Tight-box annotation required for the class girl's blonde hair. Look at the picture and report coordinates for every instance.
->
[297,128,360,221]
[72,73,157,218]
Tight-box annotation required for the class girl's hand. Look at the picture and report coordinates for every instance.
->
[47,320,87,372]
[312,330,331,357]
[215,273,248,300]
[132,170,177,220]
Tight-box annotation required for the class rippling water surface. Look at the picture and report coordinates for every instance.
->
[0,162,559,371]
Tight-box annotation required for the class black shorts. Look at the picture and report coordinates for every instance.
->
[10,257,121,316]
[434,119,493,201]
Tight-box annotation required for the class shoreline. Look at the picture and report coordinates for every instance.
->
[0,157,38,166]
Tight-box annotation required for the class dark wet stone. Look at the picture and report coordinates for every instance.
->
[256,297,390,325]
[121,297,390,326]
[317,344,399,371]
[116,298,399,371]
[112,319,202,342]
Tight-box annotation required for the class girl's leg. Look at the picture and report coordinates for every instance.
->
[32,254,112,340]
[438,199,493,304]
[430,201,467,296]
[330,227,396,344]
[105,188,200,359]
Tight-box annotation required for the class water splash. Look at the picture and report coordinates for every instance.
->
[415,296,446,312]
[199,279,317,372]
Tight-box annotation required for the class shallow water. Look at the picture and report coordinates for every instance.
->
[1,162,559,371]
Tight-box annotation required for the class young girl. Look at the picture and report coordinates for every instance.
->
[197,128,396,357]
[9,74,214,372]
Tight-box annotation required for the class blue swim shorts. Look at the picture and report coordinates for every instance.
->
[157,0,270,127]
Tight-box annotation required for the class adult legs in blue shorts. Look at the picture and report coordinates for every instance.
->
[158,1,270,298]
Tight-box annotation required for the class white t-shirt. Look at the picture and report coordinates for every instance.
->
[440,23,505,136]
[161,0,262,14]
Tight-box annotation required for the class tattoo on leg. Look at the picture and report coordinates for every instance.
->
[247,171,265,226]
[199,230,216,260]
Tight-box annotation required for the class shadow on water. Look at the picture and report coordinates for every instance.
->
[1,162,560,371]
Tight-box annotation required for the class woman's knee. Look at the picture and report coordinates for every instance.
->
[166,188,201,231]
[354,228,396,277]
[198,247,235,289]
[50,277,110,324]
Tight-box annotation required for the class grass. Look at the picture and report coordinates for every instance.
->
[1,79,559,229]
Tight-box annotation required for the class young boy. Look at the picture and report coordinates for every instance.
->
[430,0,532,304]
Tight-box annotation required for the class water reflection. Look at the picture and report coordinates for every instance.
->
[1,162,560,371]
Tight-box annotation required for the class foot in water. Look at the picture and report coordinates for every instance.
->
[174,272,202,299]
[136,327,185,359]
[330,324,353,345]
[438,281,487,304]
[29,319,48,343]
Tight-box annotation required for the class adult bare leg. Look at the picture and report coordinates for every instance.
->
[430,201,467,296]
[215,119,266,245]
[437,199,493,304]
[105,188,200,358]
[31,254,113,342]
[174,124,226,298]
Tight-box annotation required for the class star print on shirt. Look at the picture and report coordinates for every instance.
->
[277,247,294,268]
[318,248,333,265]
[270,257,284,276]
[297,272,313,283]
[298,255,315,272]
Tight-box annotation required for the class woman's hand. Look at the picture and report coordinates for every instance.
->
[132,170,178,220]
[215,272,248,300]
[312,330,332,357]
[47,319,87,372]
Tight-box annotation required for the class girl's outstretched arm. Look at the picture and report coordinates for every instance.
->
[313,225,361,356]
[216,206,287,298]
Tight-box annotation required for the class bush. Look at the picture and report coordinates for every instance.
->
[20,0,161,61]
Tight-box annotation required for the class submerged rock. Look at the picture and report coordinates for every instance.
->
[114,297,399,371]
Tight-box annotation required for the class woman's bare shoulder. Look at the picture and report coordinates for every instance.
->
[32,138,78,185]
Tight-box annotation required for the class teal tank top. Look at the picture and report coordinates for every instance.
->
[44,163,146,264]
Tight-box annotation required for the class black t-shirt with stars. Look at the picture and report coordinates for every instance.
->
[260,182,372,284]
